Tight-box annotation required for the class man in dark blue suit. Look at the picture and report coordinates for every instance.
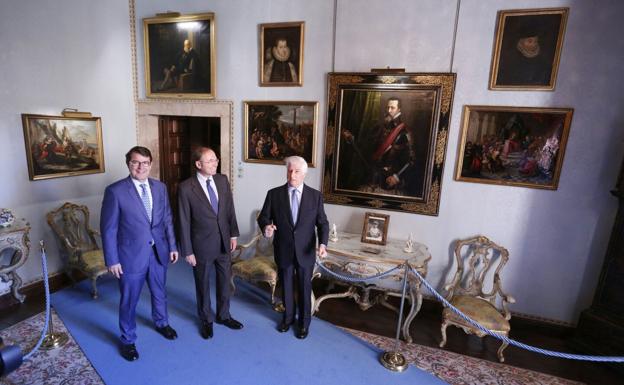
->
[258,156,329,339]
[100,146,179,361]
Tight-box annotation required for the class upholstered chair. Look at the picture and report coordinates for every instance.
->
[47,202,108,299]
[439,235,515,362]
[231,231,284,312]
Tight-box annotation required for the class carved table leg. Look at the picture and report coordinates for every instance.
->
[313,286,357,314]
[9,271,25,303]
[379,293,399,313]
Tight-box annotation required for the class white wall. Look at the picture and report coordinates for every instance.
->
[134,0,336,235]
[4,0,623,324]
[0,0,136,294]
[330,0,624,323]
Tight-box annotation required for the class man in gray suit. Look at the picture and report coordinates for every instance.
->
[178,147,243,339]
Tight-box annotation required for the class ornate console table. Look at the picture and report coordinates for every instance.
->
[0,218,31,303]
[314,232,431,343]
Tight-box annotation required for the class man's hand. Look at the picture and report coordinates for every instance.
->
[230,238,237,252]
[318,244,327,258]
[108,264,123,279]
[386,175,400,187]
[185,254,197,267]
[264,224,277,238]
[170,251,179,264]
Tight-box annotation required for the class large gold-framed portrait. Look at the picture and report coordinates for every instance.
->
[323,72,456,216]
[143,12,216,98]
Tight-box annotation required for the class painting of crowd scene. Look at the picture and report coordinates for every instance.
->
[455,106,573,189]
[22,114,104,180]
[244,101,317,166]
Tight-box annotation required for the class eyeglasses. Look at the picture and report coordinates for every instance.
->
[129,160,151,167]
[199,158,219,164]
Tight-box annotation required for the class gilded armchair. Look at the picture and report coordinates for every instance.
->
[231,231,284,312]
[439,235,516,362]
[47,202,108,299]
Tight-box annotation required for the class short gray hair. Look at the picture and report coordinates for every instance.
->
[284,156,308,174]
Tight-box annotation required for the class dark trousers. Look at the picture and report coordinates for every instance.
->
[118,248,168,345]
[279,259,313,329]
[193,252,232,324]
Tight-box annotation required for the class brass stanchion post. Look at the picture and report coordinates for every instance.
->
[379,261,409,372]
[39,241,68,350]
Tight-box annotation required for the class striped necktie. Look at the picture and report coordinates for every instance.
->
[140,183,152,222]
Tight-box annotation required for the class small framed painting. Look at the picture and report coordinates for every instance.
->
[361,212,390,246]
[22,114,105,180]
[489,8,569,90]
[454,105,573,189]
[244,101,318,166]
[259,21,304,86]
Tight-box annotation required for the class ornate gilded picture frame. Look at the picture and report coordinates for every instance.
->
[22,114,105,180]
[259,21,304,87]
[323,72,456,216]
[361,212,390,246]
[143,12,216,98]
[489,8,569,90]
[244,101,318,166]
[454,105,573,189]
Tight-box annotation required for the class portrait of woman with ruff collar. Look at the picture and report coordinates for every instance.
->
[260,21,304,86]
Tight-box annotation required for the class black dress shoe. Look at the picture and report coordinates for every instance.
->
[216,317,244,330]
[156,325,178,340]
[200,322,213,339]
[276,321,292,333]
[120,343,139,361]
[296,326,309,339]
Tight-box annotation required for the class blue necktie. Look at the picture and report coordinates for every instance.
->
[140,183,152,222]
[291,189,299,224]
[207,178,219,215]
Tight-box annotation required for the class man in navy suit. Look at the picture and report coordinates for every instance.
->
[258,156,329,339]
[100,146,179,361]
[177,147,243,340]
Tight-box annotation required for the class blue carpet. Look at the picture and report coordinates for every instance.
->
[52,262,447,385]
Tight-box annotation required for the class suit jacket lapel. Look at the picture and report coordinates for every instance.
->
[214,175,225,217]
[191,176,217,217]
[126,177,151,225]
[149,179,158,223]
[281,183,295,228]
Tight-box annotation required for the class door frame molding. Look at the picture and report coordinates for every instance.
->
[137,99,234,190]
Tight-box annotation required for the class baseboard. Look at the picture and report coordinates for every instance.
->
[0,272,75,309]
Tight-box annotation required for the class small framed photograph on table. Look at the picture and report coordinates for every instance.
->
[361,212,390,246]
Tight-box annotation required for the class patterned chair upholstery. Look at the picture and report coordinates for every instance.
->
[231,231,284,312]
[47,202,108,299]
[439,235,515,362]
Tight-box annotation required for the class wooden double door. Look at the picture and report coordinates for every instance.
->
[158,116,220,215]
